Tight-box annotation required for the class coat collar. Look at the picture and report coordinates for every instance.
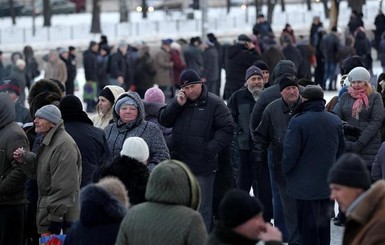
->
[42,120,64,146]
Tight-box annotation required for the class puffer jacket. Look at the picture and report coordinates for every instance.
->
[23,121,82,234]
[335,91,384,167]
[0,94,29,205]
[104,92,169,170]
[115,159,207,245]
[158,84,234,175]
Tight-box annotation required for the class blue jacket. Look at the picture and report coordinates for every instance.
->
[282,100,345,200]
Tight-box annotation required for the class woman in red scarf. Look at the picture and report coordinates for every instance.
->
[335,67,385,173]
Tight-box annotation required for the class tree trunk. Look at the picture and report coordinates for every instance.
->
[322,0,329,19]
[280,0,286,12]
[226,0,230,14]
[267,0,276,25]
[306,0,312,11]
[8,0,16,25]
[90,0,101,33]
[119,0,128,23]
[142,0,148,19]
[43,0,51,27]
[329,0,340,30]
[255,0,262,15]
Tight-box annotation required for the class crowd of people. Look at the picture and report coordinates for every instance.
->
[1,8,385,245]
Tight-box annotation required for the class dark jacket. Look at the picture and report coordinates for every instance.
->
[83,48,98,82]
[63,184,127,245]
[321,32,340,62]
[250,60,297,138]
[15,102,31,126]
[65,54,77,94]
[206,223,282,245]
[224,44,260,99]
[372,142,385,181]
[183,44,203,75]
[159,84,234,175]
[202,45,219,82]
[134,48,156,92]
[282,44,303,71]
[282,100,345,200]
[227,86,256,151]
[62,113,110,188]
[0,94,29,205]
[144,101,172,149]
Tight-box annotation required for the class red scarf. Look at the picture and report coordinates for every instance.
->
[348,86,369,119]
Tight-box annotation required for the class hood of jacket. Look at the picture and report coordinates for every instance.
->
[113,92,145,127]
[271,60,297,85]
[144,101,165,120]
[145,160,201,210]
[79,184,128,226]
[226,44,247,59]
[0,94,15,129]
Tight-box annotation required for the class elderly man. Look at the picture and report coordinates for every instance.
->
[0,94,30,245]
[159,69,234,230]
[13,105,81,236]
[329,153,385,244]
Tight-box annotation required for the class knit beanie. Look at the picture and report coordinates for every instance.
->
[114,96,138,114]
[279,74,299,91]
[144,87,166,104]
[245,66,263,81]
[271,60,297,84]
[237,34,252,43]
[179,69,202,87]
[0,76,20,95]
[220,189,263,228]
[328,153,371,190]
[35,104,62,124]
[99,87,115,104]
[348,67,371,83]
[96,177,129,207]
[120,137,149,163]
[302,85,324,100]
[341,55,365,75]
[253,60,269,71]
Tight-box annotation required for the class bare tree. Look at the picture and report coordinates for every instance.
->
[329,0,340,29]
[43,0,51,27]
[266,0,276,25]
[142,0,148,19]
[119,0,128,22]
[90,0,101,33]
[306,0,312,11]
[8,0,17,25]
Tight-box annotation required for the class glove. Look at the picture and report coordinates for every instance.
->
[343,123,362,141]
[48,221,62,235]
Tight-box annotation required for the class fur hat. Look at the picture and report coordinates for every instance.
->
[220,189,263,228]
[96,177,129,207]
[348,67,371,83]
[341,55,365,75]
[35,104,62,124]
[120,137,149,163]
[28,79,62,105]
[328,153,371,190]
[302,85,324,100]
[0,76,20,95]
[245,66,263,81]
[279,74,299,91]
[29,92,61,119]
[144,87,165,104]
[179,69,202,87]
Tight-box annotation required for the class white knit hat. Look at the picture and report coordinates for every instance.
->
[348,67,370,83]
[120,137,149,163]
[35,104,62,124]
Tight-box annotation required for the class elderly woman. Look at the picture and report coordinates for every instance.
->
[335,67,385,172]
[104,91,169,170]
[91,85,125,129]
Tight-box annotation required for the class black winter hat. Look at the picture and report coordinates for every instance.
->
[220,189,263,228]
[271,60,297,84]
[328,153,371,190]
[99,87,115,104]
[0,76,21,95]
[59,94,93,124]
[245,66,263,81]
[237,34,252,43]
[253,60,269,71]
[279,74,299,92]
[179,69,202,87]
[302,85,324,100]
[341,55,365,75]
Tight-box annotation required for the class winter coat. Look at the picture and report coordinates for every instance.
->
[63,183,127,245]
[109,50,130,85]
[83,48,98,82]
[335,91,384,168]
[144,101,172,149]
[0,94,29,205]
[202,45,219,82]
[282,100,345,200]
[44,59,67,84]
[378,34,385,67]
[249,60,297,138]
[282,44,303,71]
[115,160,207,245]
[91,85,125,129]
[65,54,77,94]
[22,121,82,234]
[62,113,110,188]
[296,40,314,79]
[206,223,282,245]
[183,44,203,75]
[158,84,234,175]
[95,156,149,206]
[253,97,302,185]
[227,86,256,151]
[154,48,173,87]
[104,92,169,170]
[224,44,260,99]
[170,49,186,86]
[321,32,340,62]
[343,180,385,245]
[253,21,273,37]
[134,48,156,92]
[15,102,31,126]
[371,142,385,181]
[10,66,28,106]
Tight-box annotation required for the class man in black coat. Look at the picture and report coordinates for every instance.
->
[159,69,234,231]
[109,40,130,90]
[59,95,110,188]
[83,41,99,112]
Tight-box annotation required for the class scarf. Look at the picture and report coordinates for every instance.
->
[348,86,369,119]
